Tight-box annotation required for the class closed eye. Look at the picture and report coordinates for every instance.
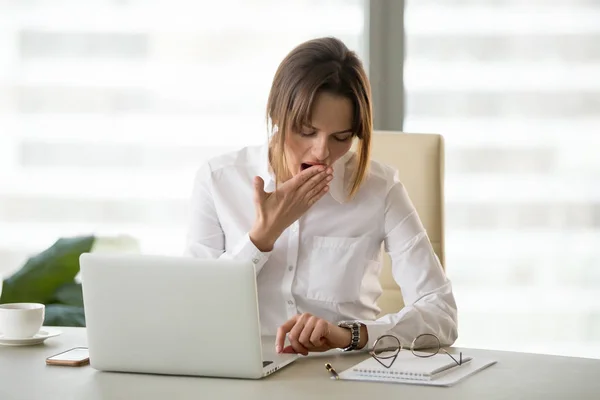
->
[333,134,353,142]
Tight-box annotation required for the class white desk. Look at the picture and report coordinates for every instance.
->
[1,327,600,400]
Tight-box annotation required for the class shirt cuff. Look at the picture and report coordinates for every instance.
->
[358,320,396,351]
[230,233,272,274]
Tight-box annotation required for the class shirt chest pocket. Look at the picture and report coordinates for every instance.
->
[305,236,371,303]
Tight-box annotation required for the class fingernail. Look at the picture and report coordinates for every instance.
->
[276,345,281,353]
[326,175,333,181]
[327,168,333,174]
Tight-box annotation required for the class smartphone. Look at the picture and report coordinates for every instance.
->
[46,347,90,367]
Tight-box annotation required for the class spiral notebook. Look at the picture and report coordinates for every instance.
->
[337,352,497,387]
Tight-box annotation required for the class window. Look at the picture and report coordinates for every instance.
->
[404,0,600,358]
[0,0,366,277]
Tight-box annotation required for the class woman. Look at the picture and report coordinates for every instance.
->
[186,37,457,355]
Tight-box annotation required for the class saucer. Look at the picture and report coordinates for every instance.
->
[0,329,62,346]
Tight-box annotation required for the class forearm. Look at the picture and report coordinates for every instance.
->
[359,286,458,349]
[188,232,272,275]
[248,214,287,253]
[249,226,280,252]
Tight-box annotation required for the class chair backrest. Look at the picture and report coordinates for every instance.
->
[369,131,446,316]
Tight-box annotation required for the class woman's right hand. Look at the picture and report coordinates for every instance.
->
[249,165,334,251]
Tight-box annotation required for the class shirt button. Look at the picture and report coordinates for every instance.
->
[287,300,294,306]
[288,265,293,271]
[291,225,298,233]
[252,257,259,264]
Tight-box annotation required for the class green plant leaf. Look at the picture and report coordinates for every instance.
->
[52,282,84,307]
[44,304,86,327]
[0,236,95,304]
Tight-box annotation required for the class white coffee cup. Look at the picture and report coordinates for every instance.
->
[0,303,45,339]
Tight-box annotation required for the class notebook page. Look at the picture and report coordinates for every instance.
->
[338,357,497,387]
[350,351,472,380]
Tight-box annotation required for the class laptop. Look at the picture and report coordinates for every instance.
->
[79,253,298,379]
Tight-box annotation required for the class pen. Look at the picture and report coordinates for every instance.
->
[325,362,339,380]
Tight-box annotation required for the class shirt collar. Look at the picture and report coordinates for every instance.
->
[328,150,354,204]
[257,143,354,204]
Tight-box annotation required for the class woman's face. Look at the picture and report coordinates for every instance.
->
[284,91,354,177]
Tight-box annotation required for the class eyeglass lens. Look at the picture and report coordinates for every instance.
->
[411,333,441,358]
[373,335,401,357]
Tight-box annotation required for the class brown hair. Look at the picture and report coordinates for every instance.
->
[266,36,372,199]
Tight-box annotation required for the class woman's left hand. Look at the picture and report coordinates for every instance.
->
[275,313,351,355]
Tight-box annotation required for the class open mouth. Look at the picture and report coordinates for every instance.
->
[301,162,327,171]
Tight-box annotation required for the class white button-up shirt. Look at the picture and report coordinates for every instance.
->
[185,143,458,348]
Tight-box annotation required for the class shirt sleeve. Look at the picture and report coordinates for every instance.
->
[357,176,458,349]
[184,163,271,274]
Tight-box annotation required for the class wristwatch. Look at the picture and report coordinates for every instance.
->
[337,320,362,351]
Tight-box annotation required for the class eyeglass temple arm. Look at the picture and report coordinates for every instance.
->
[371,352,398,369]
[442,349,463,366]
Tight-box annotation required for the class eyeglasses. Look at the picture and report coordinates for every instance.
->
[370,333,464,369]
